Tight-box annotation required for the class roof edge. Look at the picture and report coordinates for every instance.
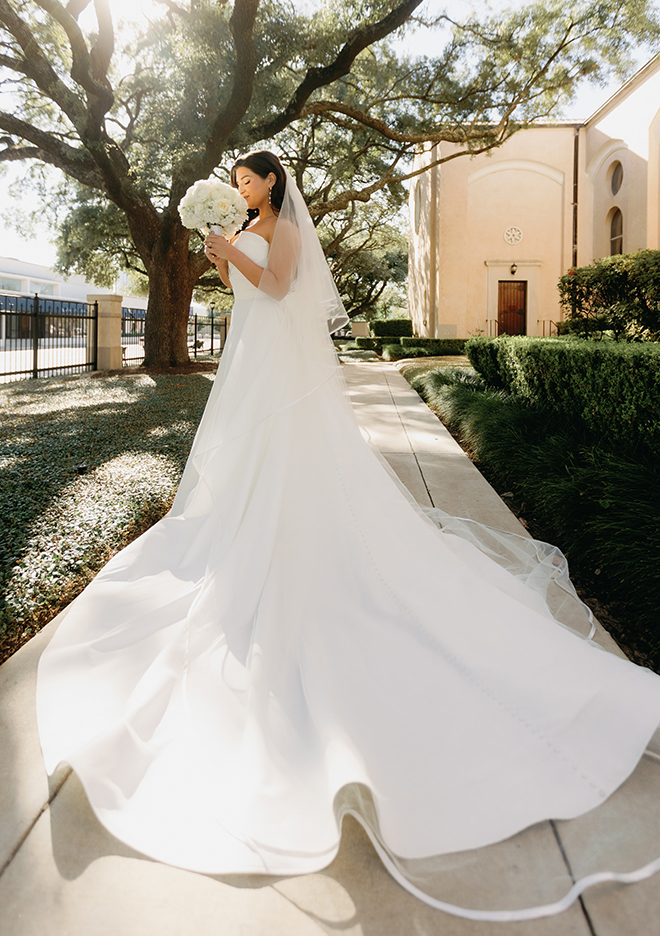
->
[585,53,660,126]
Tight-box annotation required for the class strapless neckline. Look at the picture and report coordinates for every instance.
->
[237,230,269,248]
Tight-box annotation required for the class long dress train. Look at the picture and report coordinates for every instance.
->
[37,221,660,919]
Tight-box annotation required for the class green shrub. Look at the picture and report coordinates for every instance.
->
[555,314,612,339]
[400,337,467,355]
[558,249,660,340]
[410,366,660,670]
[355,336,401,353]
[370,318,413,338]
[381,344,435,361]
[465,336,507,390]
[465,335,660,447]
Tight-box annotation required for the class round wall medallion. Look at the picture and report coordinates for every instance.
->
[504,226,523,245]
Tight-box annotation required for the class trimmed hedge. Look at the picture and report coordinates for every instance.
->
[463,336,506,389]
[354,337,378,350]
[407,365,660,670]
[400,337,467,355]
[465,335,660,446]
[370,318,413,338]
[382,344,433,361]
[382,345,457,361]
[355,336,401,352]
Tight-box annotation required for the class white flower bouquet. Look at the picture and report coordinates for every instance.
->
[178,178,248,237]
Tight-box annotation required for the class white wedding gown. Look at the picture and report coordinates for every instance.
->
[37,230,660,920]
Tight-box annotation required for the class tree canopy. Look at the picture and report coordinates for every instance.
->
[1,0,658,364]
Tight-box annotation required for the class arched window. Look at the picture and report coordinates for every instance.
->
[611,161,623,196]
[610,208,623,255]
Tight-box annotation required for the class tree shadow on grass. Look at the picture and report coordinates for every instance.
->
[0,373,214,663]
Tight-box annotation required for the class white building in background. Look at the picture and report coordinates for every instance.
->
[0,256,208,315]
[0,257,97,302]
[408,55,660,339]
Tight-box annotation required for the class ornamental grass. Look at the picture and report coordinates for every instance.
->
[402,364,660,672]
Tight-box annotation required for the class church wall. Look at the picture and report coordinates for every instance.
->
[408,57,660,339]
[436,152,470,338]
[408,146,437,336]
[410,127,575,338]
[648,108,660,250]
[586,134,648,260]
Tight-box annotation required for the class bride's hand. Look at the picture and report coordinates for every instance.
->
[205,232,230,263]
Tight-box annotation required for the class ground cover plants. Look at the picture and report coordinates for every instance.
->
[0,371,214,664]
[401,357,660,672]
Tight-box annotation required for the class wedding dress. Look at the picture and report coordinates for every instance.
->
[37,173,660,922]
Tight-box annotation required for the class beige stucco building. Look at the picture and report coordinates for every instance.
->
[408,55,660,339]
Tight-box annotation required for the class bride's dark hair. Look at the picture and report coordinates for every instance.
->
[230,151,286,228]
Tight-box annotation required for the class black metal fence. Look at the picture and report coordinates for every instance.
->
[188,312,230,358]
[122,310,229,367]
[122,307,146,366]
[0,293,98,383]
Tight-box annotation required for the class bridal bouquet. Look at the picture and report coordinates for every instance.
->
[178,178,248,237]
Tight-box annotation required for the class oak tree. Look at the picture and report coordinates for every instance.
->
[1,0,657,365]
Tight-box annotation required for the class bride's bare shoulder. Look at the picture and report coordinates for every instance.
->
[272,217,301,249]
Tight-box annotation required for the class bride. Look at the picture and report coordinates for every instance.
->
[36,150,660,922]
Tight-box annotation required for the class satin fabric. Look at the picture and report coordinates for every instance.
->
[37,231,660,917]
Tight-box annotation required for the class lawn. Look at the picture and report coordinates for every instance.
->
[0,370,214,664]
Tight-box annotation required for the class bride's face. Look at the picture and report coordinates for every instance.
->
[235,167,275,211]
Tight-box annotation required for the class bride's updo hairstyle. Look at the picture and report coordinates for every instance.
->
[230,151,287,228]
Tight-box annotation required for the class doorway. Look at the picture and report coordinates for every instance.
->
[498,281,527,335]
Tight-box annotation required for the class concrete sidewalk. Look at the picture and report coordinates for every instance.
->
[0,360,657,936]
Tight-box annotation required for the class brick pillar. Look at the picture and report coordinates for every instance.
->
[87,294,123,370]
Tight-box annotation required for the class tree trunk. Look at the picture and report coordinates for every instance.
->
[143,219,195,368]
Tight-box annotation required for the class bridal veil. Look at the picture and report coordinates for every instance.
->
[37,166,660,922]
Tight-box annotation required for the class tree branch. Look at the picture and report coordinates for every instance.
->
[190,0,259,185]
[65,0,92,18]
[236,0,425,146]
[32,0,113,112]
[0,144,43,163]
[302,100,507,145]
[0,0,87,127]
[309,130,516,218]
[0,111,104,188]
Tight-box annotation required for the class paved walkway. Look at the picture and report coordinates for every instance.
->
[0,360,657,935]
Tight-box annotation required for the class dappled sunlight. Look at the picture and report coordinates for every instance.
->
[0,373,213,663]
[0,375,159,416]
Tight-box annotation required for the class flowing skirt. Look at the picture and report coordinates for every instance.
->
[37,287,660,919]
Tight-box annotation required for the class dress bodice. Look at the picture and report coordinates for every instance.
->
[228,231,269,303]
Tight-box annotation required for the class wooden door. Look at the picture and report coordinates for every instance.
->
[498,281,527,335]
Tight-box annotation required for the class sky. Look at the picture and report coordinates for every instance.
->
[0,0,651,267]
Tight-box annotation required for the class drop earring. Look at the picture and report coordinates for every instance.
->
[268,186,272,205]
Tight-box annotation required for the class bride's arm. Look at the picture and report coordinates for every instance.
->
[212,256,232,290]
[205,222,300,301]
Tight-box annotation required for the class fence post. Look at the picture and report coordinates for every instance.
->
[194,314,198,358]
[87,294,123,370]
[32,293,39,379]
[86,300,98,370]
